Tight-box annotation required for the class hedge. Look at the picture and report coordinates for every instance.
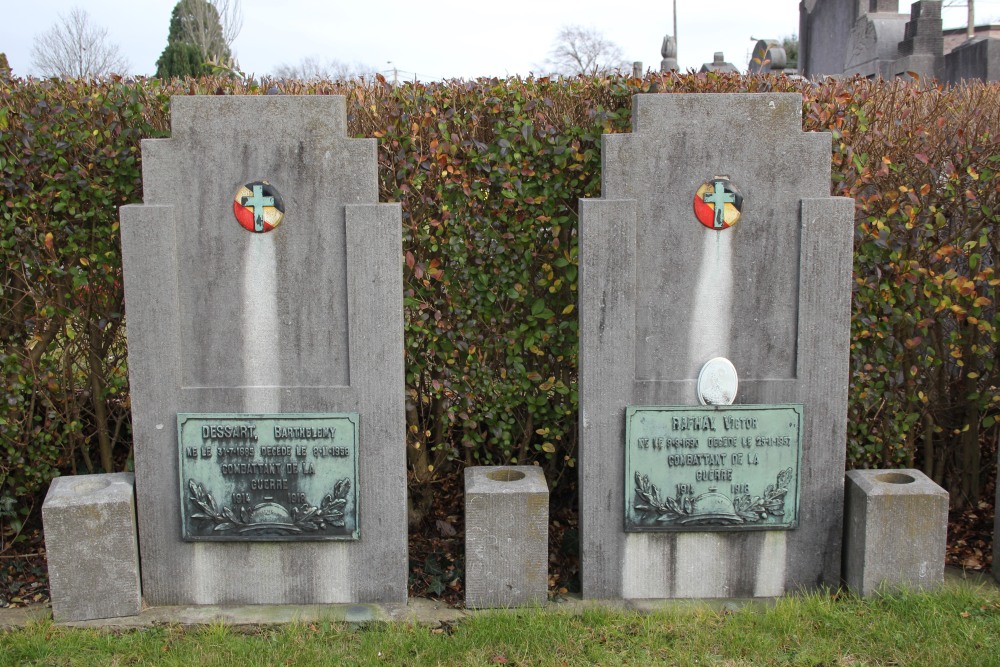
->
[0,72,996,545]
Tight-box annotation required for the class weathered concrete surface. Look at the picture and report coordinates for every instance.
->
[42,473,141,622]
[120,96,406,605]
[465,466,549,609]
[946,37,1000,84]
[579,94,854,599]
[843,469,948,596]
[892,1,944,80]
[799,0,859,77]
[844,12,909,78]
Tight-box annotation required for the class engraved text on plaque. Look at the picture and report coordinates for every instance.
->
[178,413,359,541]
[625,405,802,532]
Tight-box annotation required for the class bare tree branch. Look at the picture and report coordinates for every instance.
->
[30,7,129,78]
[214,0,243,49]
[541,25,629,76]
[272,57,376,81]
[180,0,242,61]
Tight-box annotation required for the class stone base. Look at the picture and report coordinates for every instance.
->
[843,469,948,596]
[42,473,142,622]
[464,466,548,609]
[893,53,943,81]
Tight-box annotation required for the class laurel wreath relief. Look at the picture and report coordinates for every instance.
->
[186,478,352,534]
[632,467,793,526]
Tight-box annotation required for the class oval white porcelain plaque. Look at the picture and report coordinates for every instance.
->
[697,357,738,405]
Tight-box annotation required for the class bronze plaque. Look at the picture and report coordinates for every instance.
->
[625,405,802,532]
[178,413,359,541]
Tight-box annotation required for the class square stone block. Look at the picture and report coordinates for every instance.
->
[843,469,948,596]
[42,473,141,622]
[465,466,548,609]
[995,445,1000,585]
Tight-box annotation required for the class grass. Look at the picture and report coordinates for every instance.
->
[2,585,1000,666]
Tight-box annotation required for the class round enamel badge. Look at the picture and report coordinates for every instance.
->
[233,181,285,233]
[693,177,742,230]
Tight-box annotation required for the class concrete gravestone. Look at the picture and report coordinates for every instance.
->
[747,40,789,74]
[120,96,406,604]
[579,93,854,599]
[799,0,860,78]
[893,1,944,80]
[699,52,738,73]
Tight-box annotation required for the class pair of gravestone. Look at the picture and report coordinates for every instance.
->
[42,92,937,621]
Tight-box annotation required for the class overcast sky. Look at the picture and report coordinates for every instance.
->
[4,1,999,80]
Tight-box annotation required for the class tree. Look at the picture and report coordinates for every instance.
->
[541,25,629,76]
[782,35,798,69]
[156,43,206,79]
[156,0,242,78]
[178,0,242,59]
[272,57,376,81]
[30,7,129,79]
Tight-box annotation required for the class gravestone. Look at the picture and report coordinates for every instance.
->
[844,5,909,78]
[120,96,406,605]
[799,0,859,77]
[945,36,1000,84]
[747,40,788,74]
[579,93,854,599]
[699,52,738,73]
[893,1,944,80]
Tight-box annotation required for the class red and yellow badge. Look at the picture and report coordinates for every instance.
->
[233,181,285,233]
[693,177,743,230]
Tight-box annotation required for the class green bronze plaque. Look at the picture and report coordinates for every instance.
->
[625,405,802,532]
[178,413,359,541]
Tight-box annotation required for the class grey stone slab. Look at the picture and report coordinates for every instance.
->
[845,13,909,78]
[120,96,406,605]
[579,94,854,599]
[843,469,948,596]
[748,40,788,74]
[944,37,1000,84]
[578,197,636,600]
[867,0,900,12]
[893,52,943,80]
[800,0,859,77]
[42,473,141,622]
[893,1,944,79]
[898,0,943,55]
[465,466,548,609]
